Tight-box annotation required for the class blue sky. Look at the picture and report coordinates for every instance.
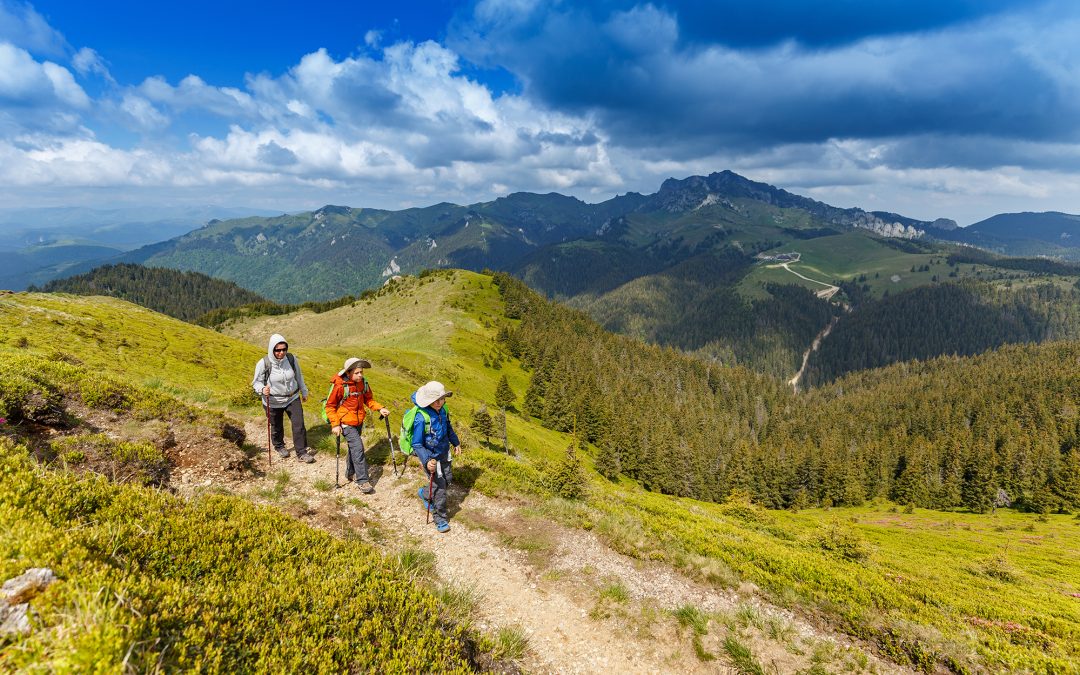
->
[2,0,1079,224]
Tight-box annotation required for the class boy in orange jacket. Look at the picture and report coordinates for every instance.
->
[325,357,389,493]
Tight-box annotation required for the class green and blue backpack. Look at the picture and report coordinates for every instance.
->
[397,404,450,455]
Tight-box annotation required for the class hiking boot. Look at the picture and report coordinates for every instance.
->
[275,448,290,459]
[357,481,375,494]
[417,487,432,510]
[296,452,315,464]
[435,520,450,533]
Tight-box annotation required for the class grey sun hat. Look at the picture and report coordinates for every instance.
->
[338,357,372,376]
[415,381,453,407]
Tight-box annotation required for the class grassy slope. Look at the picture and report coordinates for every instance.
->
[0,293,262,405]
[6,278,1079,672]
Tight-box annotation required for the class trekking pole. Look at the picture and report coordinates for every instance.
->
[383,415,400,478]
[335,433,341,489]
[426,465,435,524]
[263,395,272,468]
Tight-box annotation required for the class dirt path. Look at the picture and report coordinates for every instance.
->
[172,420,911,674]
[788,315,840,392]
[772,262,840,300]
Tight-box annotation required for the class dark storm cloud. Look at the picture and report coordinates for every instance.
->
[448,0,1080,170]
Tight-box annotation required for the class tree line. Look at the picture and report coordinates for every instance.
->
[33,263,268,323]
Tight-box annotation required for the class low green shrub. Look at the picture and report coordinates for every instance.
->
[48,433,168,486]
[0,362,65,424]
[79,376,131,411]
[814,518,871,562]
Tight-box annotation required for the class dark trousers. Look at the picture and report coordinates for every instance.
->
[341,425,370,483]
[267,397,307,454]
[420,456,452,523]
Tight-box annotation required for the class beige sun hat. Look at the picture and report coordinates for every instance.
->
[415,381,453,407]
[337,357,372,376]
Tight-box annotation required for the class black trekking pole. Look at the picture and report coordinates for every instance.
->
[263,395,273,469]
[426,465,435,524]
[383,415,400,478]
[335,433,341,488]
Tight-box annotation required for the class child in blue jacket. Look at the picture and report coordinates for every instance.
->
[411,381,460,533]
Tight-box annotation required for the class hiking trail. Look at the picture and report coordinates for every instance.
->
[171,418,910,674]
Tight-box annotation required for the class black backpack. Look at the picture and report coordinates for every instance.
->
[261,353,300,397]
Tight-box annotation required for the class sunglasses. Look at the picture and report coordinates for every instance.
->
[273,347,288,353]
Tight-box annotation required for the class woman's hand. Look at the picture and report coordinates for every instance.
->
[379,407,389,417]
[331,425,342,436]
[262,385,270,396]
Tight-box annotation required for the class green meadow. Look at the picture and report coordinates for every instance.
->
[736,231,1058,300]
[3,270,1079,673]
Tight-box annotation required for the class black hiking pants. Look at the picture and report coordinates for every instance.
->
[268,397,307,455]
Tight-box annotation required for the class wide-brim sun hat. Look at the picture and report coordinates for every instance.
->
[338,357,372,376]
[415,381,453,407]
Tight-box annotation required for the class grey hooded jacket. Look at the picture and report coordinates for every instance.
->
[251,333,309,408]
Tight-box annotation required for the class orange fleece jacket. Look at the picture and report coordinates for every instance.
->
[324,375,383,427]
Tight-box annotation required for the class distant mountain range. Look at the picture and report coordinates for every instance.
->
[927,211,1080,258]
[102,170,951,302]
[26,172,1080,383]
[0,205,280,290]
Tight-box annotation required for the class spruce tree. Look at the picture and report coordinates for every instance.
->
[471,405,495,447]
[495,374,516,410]
[523,375,544,419]
[595,444,621,481]
[551,441,588,500]
[1052,449,1080,511]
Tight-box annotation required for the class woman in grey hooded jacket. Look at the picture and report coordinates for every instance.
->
[252,333,314,463]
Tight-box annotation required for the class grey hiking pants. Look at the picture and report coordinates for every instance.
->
[342,424,370,483]
[420,456,452,523]
[267,397,307,454]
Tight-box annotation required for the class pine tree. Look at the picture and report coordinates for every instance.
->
[495,374,516,410]
[551,441,588,500]
[962,455,996,513]
[523,374,544,419]
[471,405,495,446]
[1052,448,1080,511]
[595,445,621,481]
[542,377,574,432]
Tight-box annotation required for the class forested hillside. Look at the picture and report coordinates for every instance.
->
[33,263,269,323]
[804,280,1080,385]
[494,273,1080,514]
[570,249,840,376]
